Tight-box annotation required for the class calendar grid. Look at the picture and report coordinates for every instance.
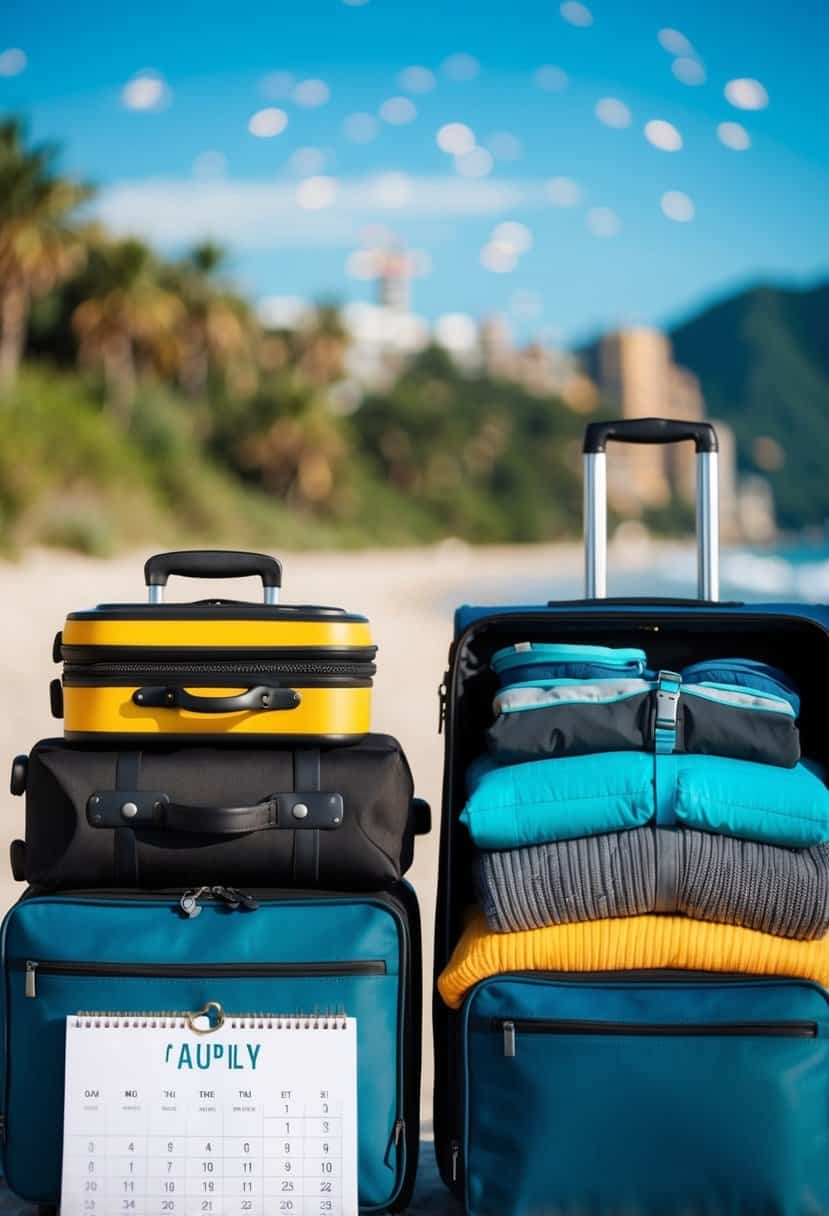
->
[60,1016,358,1216]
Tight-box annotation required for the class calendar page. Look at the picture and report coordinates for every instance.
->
[59,1012,358,1216]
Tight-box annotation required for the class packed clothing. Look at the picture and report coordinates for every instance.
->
[440,643,829,1006]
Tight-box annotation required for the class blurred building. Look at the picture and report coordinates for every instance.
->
[478,314,599,410]
[581,326,773,542]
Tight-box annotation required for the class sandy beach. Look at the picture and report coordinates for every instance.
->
[0,538,682,1130]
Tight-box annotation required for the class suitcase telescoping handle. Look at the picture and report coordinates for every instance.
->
[582,417,719,601]
[144,550,283,605]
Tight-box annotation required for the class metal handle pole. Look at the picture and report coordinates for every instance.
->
[584,452,607,599]
[696,451,719,601]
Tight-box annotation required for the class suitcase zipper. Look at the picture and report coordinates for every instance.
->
[179,886,260,917]
[22,957,386,999]
[492,1017,819,1056]
[63,658,376,685]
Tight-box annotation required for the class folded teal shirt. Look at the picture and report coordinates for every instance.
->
[461,751,829,850]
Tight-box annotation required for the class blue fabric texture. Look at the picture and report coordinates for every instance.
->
[681,658,801,714]
[0,892,410,1211]
[461,751,829,849]
[491,643,649,685]
[461,973,829,1216]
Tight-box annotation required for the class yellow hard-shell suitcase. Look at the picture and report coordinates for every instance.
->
[52,550,376,744]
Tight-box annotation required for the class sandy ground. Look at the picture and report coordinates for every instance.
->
[0,541,602,1138]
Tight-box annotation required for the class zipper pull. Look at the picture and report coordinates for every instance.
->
[211,885,241,910]
[438,674,449,734]
[383,1117,406,1168]
[503,1020,516,1057]
[25,960,38,999]
[450,1140,461,1183]
[226,887,259,912]
[179,887,208,918]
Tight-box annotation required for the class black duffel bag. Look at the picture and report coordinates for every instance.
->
[10,735,429,890]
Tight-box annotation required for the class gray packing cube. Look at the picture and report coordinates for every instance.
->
[486,675,801,767]
[476,826,829,939]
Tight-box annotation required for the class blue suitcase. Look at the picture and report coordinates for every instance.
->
[433,418,829,1215]
[1,882,421,1213]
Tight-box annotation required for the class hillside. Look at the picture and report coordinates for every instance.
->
[670,280,829,531]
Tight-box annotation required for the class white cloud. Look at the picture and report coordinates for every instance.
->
[94,173,541,249]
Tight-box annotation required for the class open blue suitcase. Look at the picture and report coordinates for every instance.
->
[1,882,421,1214]
[433,418,829,1216]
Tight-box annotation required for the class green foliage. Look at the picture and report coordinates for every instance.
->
[0,366,338,554]
[671,282,829,530]
[351,345,585,542]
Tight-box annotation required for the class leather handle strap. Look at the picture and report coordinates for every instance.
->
[87,789,343,834]
[164,800,278,835]
[133,686,301,714]
[292,750,321,885]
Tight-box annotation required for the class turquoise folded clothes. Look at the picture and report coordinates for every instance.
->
[476,826,829,940]
[461,751,829,850]
[487,668,800,768]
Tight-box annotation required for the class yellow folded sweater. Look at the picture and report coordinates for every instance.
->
[437,910,829,1009]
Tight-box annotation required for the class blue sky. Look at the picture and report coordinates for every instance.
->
[3,0,828,344]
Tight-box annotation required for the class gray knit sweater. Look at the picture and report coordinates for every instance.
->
[476,827,829,940]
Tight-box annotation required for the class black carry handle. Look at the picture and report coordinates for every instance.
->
[88,790,344,833]
[144,550,283,600]
[164,800,278,835]
[132,686,301,714]
[583,418,718,454]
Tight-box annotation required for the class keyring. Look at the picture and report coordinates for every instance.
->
[187,1001,225,1034]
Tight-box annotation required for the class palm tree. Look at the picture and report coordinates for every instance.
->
[0,118,91,384]
[72,235,184,424]
[164,242,259,400]
[294,302,349,386]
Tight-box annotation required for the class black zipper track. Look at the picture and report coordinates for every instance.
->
[60,645,378,665]
[21,959,386,979]
[487,1017,817,1038]
[62,658,375,689]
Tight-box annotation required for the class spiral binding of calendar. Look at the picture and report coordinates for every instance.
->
[74,1010,349,1030]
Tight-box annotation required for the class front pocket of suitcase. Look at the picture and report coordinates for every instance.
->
[1,892,412,1212]
[460,973,829,1216]
[61,681,373,742]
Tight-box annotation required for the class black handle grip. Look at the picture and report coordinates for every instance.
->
[583,418,718,454]
[144,550,283,589]
[164,800,278,835]
[87,790,344,833]
[133,686,301,714]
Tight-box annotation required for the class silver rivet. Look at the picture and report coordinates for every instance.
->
[121,802,139,820]
[332,817,341,825]
[292,803,309,820]
[136,694,144,703]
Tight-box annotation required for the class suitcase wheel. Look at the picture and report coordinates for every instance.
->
[9,839,26,881]
[52,629,63,663]
[9,754,27,796]
[412,796,432,836]
[49,677,64,719]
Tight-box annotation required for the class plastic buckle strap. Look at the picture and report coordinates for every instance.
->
[653,670,681,755]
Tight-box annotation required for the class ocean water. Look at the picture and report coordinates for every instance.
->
[453,542,829,607]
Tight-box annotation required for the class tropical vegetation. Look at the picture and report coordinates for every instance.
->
[0,117,589,554]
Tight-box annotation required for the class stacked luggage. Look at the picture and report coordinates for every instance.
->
[2,550,427,1214]
[433,419,829,1216]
